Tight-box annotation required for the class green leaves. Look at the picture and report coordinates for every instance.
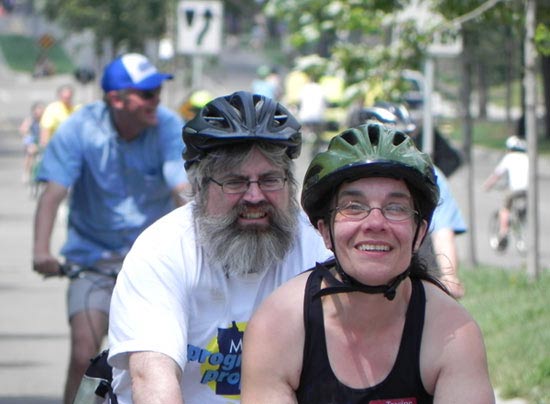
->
[40,0,169,54]
[535,23,550,56]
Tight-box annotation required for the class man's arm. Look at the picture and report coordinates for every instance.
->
[39,127,52,147]
[33,181,68,276]
[483,172,501,191]
[431,169,466,298]
[39,103,56,147]
[431,228,464,299]
[129,351,183,404]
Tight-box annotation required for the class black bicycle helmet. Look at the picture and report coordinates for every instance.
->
[359,102,417,134]
[302,122,439,228]
[182,91,302,169]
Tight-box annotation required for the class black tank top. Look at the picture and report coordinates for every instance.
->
[296,263,434,404]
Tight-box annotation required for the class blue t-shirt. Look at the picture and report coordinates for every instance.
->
[431,166,467,234]
[38,101,188,265]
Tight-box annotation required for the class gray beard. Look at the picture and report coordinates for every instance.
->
[195,201,298,277]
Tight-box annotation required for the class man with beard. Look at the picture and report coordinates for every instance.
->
[107,91,333,404]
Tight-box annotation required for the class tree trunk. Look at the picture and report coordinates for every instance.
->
[477,60,488,119]
[504,25,513,129]
[461,27,477,267]
[524,0,540,280]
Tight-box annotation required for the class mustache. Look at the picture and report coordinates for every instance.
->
[237,201,273,213]
[223,201,276,223]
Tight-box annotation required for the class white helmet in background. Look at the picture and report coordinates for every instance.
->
[505,136,527,152]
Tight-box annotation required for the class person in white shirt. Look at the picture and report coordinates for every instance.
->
[298,73,327,155]
[483,135,528,251]
[108,91,333,404]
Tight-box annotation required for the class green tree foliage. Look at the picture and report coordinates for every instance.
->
[263,0,429,104]
[536,23,550,55]
[534,2,550,55]
[40,0,169,55]
[437,0,550,137]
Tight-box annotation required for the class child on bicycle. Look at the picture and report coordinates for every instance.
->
[483,135,528,251]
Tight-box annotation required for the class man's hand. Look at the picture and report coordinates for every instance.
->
[33,252,61,277]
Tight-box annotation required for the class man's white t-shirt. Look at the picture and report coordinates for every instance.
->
[108,202,332,403]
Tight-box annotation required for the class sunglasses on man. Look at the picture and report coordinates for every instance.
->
[130,87,161,100]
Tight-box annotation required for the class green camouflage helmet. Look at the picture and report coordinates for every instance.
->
[301,122,439,227]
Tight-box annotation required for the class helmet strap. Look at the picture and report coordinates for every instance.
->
[323,212,421,301]
[313,263,410,301]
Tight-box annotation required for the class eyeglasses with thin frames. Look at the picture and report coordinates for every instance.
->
[332,201,418,222]
[208,176,287,194]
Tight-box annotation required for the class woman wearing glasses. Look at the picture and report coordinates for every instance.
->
[241,123,495,404]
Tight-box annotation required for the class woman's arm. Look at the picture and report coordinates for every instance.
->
[241,274,307,404]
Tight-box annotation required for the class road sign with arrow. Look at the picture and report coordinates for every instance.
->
[177,0,223,55]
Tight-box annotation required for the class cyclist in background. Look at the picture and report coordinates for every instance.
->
[251,65,281,100]
[19,101,44,184]
[32,53,189,404]
[369,101,463,178]
[39,84,79,147]
[356,103,467,298]
[179,89,212,121]
[483,135,528,251]
[298,71,327,154]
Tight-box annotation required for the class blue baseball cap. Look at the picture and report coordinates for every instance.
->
[101,53,173,92]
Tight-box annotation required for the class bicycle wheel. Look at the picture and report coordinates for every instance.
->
[488,210,501,251]
[511,211,527,255]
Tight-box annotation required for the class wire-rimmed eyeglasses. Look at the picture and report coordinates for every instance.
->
[332,202,418,222]
[208,176,287,194]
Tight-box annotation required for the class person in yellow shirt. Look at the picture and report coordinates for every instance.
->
[40,84,79,146]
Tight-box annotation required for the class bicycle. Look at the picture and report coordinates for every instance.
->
[54,263,119,280]
[488,193,527,255]
[28,149,44,199]
[45,263,119,403]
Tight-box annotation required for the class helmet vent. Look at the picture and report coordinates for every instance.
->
[366,124,381,146]
[228,94,245,120]
[273,109,288,128]
[306,164,322,181]
[202,105,230,129]
[392,131,407,146]
[341,130,359,146]
[252,94,265,108]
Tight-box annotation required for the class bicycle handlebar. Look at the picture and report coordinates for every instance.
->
[56,263,118,279]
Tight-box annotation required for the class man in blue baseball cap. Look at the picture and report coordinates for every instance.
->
[101,52,174,92]
[32,53,189,404]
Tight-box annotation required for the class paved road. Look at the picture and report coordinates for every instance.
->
[1,52,547,404]
[450,147,550,272]
[0,121,67,403]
